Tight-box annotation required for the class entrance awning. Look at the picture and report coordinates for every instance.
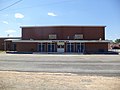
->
[5,39,111,43]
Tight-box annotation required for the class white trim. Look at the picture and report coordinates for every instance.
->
[20,25,106,28]
[41,43,42,52]
[83,43,85,53]
[0,37,20,39]
[37,43,39,52]
[4,39,20,41]
[70,43,71,52]
[80,43,81,52]
[10,40,111,43]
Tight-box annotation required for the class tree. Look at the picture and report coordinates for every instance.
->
[115,39,120,43]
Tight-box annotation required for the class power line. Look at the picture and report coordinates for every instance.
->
[0,0,76,12]
[0,0,23,12]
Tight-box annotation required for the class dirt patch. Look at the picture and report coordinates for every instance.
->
[0,71,120,90]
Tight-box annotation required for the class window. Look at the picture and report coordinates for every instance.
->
[74,34,83,39]
[49,34,57,39]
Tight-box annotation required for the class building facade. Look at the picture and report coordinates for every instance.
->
[0,37,20,51]
[4,26,110,54]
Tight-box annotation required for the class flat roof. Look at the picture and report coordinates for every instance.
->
[0,37,21,39]
[20,25,106,28]
[4,39,21,41]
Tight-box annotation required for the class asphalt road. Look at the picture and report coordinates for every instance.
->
[0,54,120,76]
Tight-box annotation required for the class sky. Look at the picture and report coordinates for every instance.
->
[0,0,120,40]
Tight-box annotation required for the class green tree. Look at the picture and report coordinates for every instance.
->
[115,39,120,43]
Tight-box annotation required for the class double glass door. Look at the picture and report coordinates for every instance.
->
[38,43,46,52]
[66,43,85,53]
[66,43,74,52]
[76,43,84,53]
[47,43,56,52]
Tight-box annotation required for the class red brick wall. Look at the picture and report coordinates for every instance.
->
[85,42,108,53]
[5,41,13,51]
[15,42,108,53]
[22,26,105,40]
[16,42,37,52]
[0,38,5,50]
[0,37,20,50]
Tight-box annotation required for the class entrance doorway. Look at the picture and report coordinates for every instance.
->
[47,43,56,52]
[12,43,16,51]
[38,43,46,52]
[57,45,64,53]
[66,43,74,52]
[76,43,85,53]
[57,42,64,53]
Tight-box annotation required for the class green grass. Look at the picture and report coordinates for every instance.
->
[0,51,5,53]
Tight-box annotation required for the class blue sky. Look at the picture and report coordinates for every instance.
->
[0,0,120,40]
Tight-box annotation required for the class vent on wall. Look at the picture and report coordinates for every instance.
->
[74,34,83,39]
[49,34,57,39]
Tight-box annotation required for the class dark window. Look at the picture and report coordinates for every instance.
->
[99,49,104,52]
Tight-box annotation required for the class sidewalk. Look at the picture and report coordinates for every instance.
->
[0,71,120,90]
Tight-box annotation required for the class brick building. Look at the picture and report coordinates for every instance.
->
[0,37,20,51]
[4,26,110,54]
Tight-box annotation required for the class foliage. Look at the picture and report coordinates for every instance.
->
[115,39,120,43]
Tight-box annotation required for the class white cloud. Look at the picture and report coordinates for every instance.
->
[5,30,16,33]
[15,13,24,18]
[3,21,8,24]
[48,12,57,16]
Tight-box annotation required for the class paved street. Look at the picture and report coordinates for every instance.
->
[0,54,120,76]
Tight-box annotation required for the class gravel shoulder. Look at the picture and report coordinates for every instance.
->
[0,71,120,90]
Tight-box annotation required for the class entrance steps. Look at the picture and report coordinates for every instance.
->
[5,51,83,54]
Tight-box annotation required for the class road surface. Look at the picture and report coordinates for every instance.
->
[0,54,120,76]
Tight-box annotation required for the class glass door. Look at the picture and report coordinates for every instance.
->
[38,43,46,52]
[47,43,55,52]
[76,43,85,53]
[66,43,74,52]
